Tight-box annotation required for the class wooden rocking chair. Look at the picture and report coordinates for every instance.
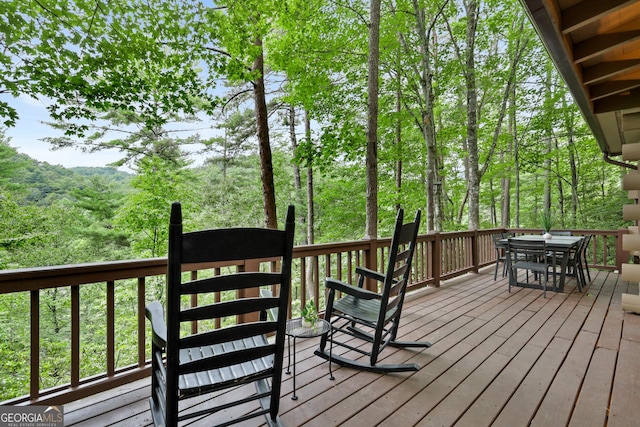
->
[146,203,295,427]
[315,209,431,373]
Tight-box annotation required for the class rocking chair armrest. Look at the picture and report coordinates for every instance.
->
[145,301,167,347]
[325,277,381,300]
[355,266,385,284]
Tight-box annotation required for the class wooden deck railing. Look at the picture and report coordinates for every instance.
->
[0,227,627,405]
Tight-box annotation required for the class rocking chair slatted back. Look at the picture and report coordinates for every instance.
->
[146,203,294,427]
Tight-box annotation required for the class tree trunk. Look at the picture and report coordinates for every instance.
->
[569,131,578,227]
[304,110,315,299]
[289,104,306,239]
[515,116,521,228]
[411,0,440,232]
[544,135,552,216]
[395,69,402,212]
[489,178,497,225]
[365,0,381,239]
[555,136,564,226]
[252,37,277,229]
[502,84,515,228]
[563,97,579,227]
[465,0,480,230]
[543,64,553,219]
[290,105,301,193]
[304,110,315,245]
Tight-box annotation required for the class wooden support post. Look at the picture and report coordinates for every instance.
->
[472,230,479,274]
[237,259,260,324]
[433,233,442,288]
[364,238,378,292]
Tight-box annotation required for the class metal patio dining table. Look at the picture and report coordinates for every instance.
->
[499,234,583,292]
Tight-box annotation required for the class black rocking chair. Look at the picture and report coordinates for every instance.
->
[315,209,431,373]
[146,202,294,427]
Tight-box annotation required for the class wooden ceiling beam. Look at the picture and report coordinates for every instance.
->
[583,59,640,85]
[562,0,636,34]
[594,87,640,113]
[590,79,640,100]
[574,31,640,64]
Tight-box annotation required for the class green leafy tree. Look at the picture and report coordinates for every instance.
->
[0,132,26,189]
[70,175,131,260]
[115,155,195,257]
[2,0,218,132]
[2,0,291,228]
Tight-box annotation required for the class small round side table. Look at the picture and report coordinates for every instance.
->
[285,318,332,400]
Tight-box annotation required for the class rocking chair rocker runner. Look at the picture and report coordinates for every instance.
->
[315,209,431,373]
[146,203,295,427]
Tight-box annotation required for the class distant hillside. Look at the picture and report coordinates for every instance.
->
[70,166,132,181]
[6,149,131,204]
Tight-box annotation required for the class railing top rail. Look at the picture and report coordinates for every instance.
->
[506,228,618,236]
[0,258,166,293]
[0,228,622,294]
[292,239,376,257]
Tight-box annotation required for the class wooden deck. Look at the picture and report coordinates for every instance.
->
[63,266,640,427]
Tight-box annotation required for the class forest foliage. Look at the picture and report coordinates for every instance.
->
[0,0,632,402]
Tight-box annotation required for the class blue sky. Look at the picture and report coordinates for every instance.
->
[5,95,124,169]
[5,94,230,173]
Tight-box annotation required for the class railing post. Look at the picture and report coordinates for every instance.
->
[238,259,260,324]
[190,271,198,334]
[363,237,378,291]
[472,229,479,273]
[617,227,629,272]
[433,232,441,288]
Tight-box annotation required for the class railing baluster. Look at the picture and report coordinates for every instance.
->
[324,254,331,303]
[30,290,39,401]
[71,285,80,387]
[324,254,330,279]
[313,255,319,306]
[300,257,307,308]
[137,277,146,368]
[107,280,115,377]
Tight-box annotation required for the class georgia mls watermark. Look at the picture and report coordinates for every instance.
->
[0,406,63,427]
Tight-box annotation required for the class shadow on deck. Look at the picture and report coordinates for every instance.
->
[63,267,640,427]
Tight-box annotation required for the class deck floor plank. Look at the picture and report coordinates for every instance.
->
[492,336,573,426]
[530,330,598,427]
[608,331,640,426]
[568,347,617,427]
[62,268,639,427]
